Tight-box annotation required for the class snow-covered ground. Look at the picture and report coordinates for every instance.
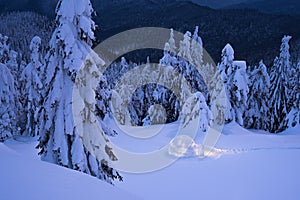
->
[0,137,140,200]
[1,122,299,200]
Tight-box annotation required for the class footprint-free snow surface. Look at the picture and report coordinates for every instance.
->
[0,137,140,200]
[1,122,300,200]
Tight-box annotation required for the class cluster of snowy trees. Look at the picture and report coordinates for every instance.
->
[0,11,52,62]
[0,0,121,184]
[244,36,299,133]
[202,34,299,133]
[210,34,299,132]
[0,33,26,139]
[0,33,45,139]
[98,29,299,134]
[98,27,213,131]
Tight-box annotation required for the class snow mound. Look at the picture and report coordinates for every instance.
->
[0,142,140,200]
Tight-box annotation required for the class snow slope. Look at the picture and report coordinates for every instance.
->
[0,137,140,200]
[1,122,299,200]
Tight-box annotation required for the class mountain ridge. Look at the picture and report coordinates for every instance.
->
[94,0,300,65]
[0,0,299,65]
[225,0,300,15]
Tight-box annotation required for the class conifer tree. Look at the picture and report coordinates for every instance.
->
[191,26,203,67]
[244,61,270,130]
[218,44,235,122]
[178,31,192,62]
[231,61,249,125]
[20,36,43,136]
[218,44,249,125]
[0,63,17,141]
[269,36,292,132]
[37,0,121,182]
[282,61,300,129]
[168,28,177,55]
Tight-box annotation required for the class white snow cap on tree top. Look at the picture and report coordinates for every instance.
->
[57,0,93,20]
[259,60,268,74]
[193,26,199,39]
[168,28,176,53]
[280,35,292,60]
[222,43,234,61]
[56,0,95,42]
[282,35,292,43]
[192,26,203,45]
[30,36,41,52]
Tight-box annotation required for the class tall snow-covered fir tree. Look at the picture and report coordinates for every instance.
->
[218,44,235,123]
[6,50,19,79]
[20,36,43,137]
[191,26,203,67]
[231,61,249,125]
[178,31,192,62]
[218,44,249,125]
[37,0,121,183]
[160,29,177,67]
[281,61,300,129]
[209,71,226,125]
[167,28,177,56]
[0,63,17,141]
[2,37,27,133]
[244,60,270,130]
[269,36,292,133]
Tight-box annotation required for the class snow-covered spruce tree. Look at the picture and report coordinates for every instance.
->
[190,26,215,88]
[161,43,172,67]
[218,44,249,125]
[218,44,235,123]
[269,36,292,133]
[0,63,17,142]
[286,61,298,109]
[191,26,203,67]
[244,60,270,130]
[20,36,43,137]
[231,61,249,125]
[283,91,300,129]
[168,28,177,55]
[209,71,226,125]
[181,92,212,132]
[281,61,300,129]
[5,47,27,132]
[7,50,19,79]
[37,0,121,183]
[160,29,177,67]
[219,44,234,81]
[178,31,192,62]
[120,56,130,76]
